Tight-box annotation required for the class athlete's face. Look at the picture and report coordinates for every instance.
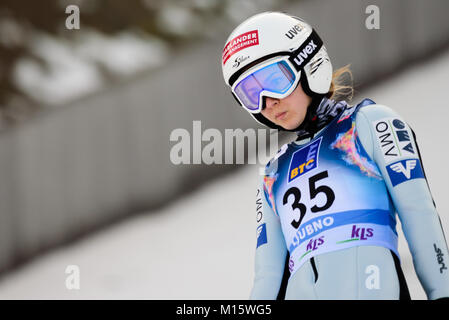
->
[261,83,312,130]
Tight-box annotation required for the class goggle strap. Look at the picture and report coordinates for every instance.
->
[231,91,243,106]
[288,29,323,72]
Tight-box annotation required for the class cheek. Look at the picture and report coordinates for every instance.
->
[286,89,311,113]
[289,87,310,104]
[284,99,307,117]
[260,109,276,123]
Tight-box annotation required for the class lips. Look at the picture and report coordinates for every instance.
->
[275,111,287,120]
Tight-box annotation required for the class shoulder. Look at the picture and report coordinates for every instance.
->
[349,99,409,159]
[354,100,402,122]
[330,98,399,125]
[353,99,418,164]
[353,100,410,134]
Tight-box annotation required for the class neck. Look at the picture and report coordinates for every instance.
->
[294,97,348,141]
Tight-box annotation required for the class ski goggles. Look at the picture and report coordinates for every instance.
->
[230,29,323,113]
[231,56,300,113]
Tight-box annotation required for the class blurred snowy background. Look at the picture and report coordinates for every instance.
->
[0,0,271,121]
[0,0,448,299]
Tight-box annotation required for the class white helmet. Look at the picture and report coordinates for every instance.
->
[221,12,332,129]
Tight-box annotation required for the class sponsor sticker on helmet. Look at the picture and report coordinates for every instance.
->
[222,30,259,65]
[285,23,305,39]
[232,55,250,68]
[287,30,323,71]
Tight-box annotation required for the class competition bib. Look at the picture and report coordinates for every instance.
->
[263,99,399,277]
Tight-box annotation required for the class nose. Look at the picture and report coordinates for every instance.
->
[264,96,279,110]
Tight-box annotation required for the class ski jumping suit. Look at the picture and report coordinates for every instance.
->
[251,98,449,300]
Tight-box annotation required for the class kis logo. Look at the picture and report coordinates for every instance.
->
[288,258,295,273]
[351,225,373,240]
[306,236,324,252]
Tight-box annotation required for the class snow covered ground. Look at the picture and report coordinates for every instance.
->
[0,47,448,300]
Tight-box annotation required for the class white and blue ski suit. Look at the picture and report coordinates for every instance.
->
[251,97,449,300]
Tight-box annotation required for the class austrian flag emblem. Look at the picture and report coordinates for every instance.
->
[222,30,259,64]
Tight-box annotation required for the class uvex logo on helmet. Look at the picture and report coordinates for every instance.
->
[222,30,259,65]
[285,23,305,39]
[292,39,318,68]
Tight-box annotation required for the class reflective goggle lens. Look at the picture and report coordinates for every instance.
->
[233,60,296,111]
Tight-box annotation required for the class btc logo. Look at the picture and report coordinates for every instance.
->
[288,137,322,182]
